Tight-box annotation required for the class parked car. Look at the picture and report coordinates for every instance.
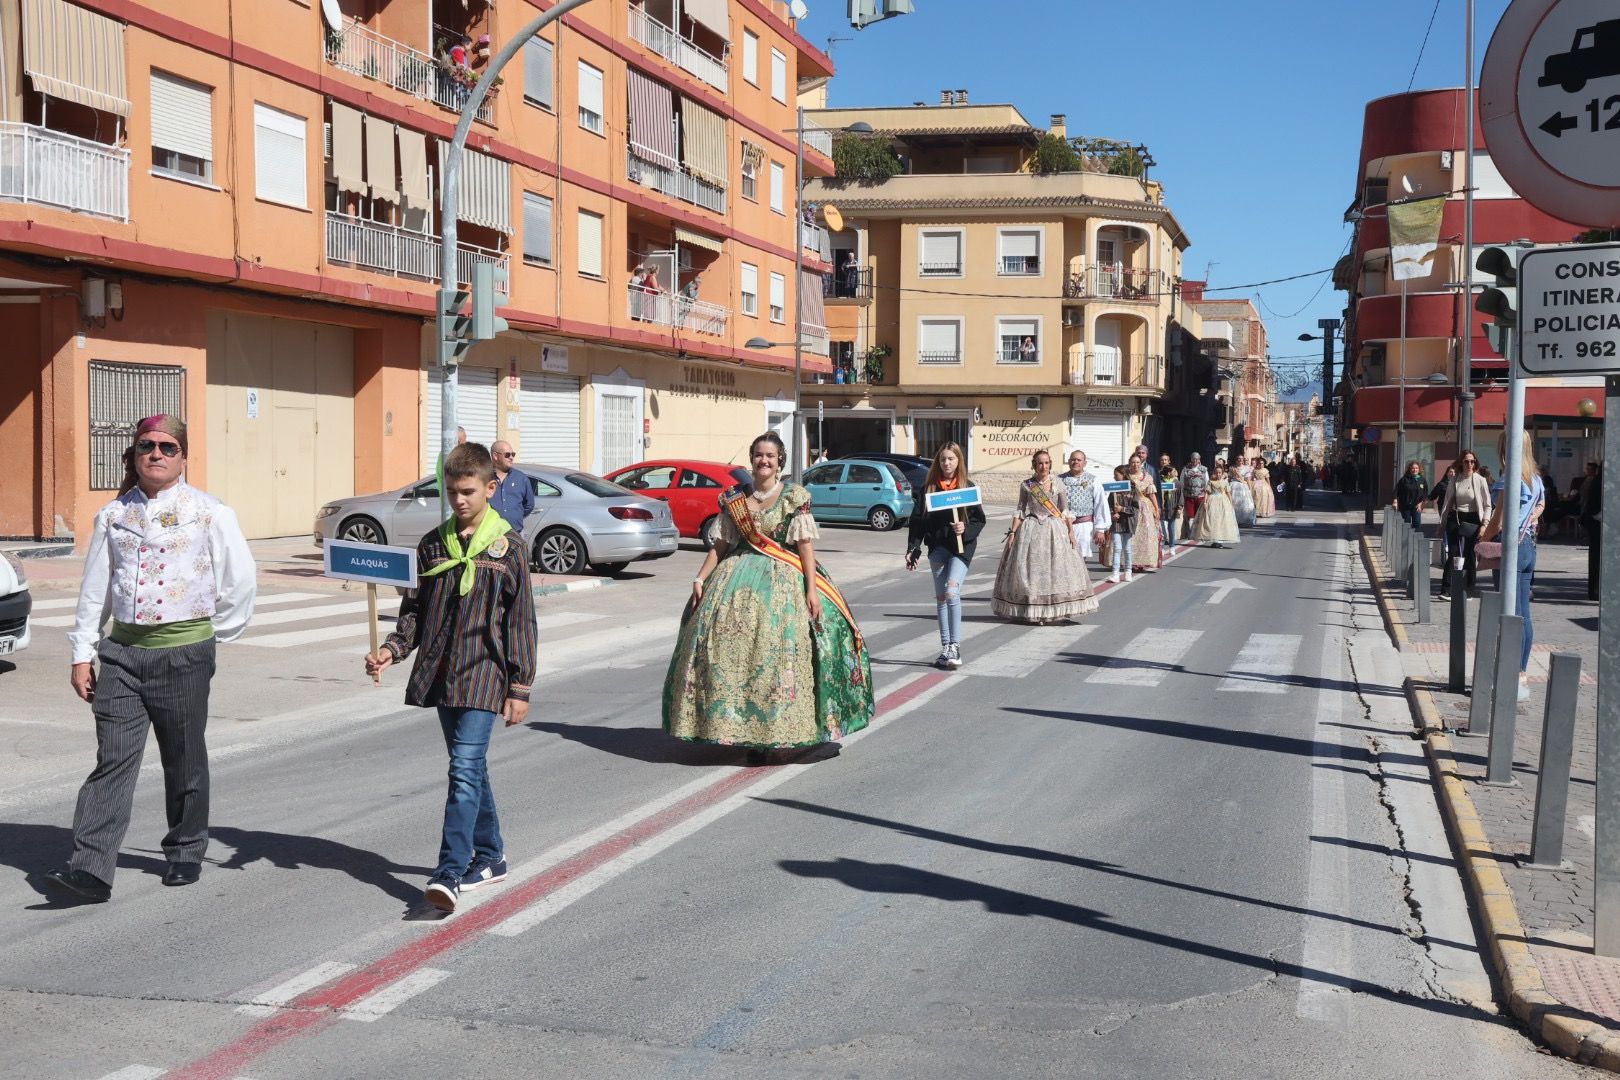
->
[605,459,752,548]
[836,451,930,496]
[801,459,912,531]
[313,464,679,576]
[0,551,32,658]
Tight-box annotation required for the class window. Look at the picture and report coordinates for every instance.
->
[769,272,786,322]
[522,192,553,265]
[88,361,185,490]
[770,48,787,102]
[253,103,307,207]
[151,71,213,184]
[524,36,554,110]
[577,61,604,134]
[919,229,963,276]
[741,154,758,201]
[998,317,1040,364]
[740,262,759,316]
[998,228,1042,276]
[742,29,759,85]
[769,161,784,213]
[802,464,842,486]
[918,318,963,365]
[679,470,721,488]
[615,464,677,490]
[846,464,883,485]
[577,209,604,277]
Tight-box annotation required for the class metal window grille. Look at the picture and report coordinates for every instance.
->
[89,361,186,490]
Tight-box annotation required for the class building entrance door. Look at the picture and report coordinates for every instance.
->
[272,406,317,536]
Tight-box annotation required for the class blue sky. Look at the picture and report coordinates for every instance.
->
[797,0,1511,401]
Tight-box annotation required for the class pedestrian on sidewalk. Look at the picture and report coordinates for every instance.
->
[1440,452,1492,599]
[365,442,537,914]
[1393,460,1428,532]
[1429,464,1456,568]
[1156,454,1180,552]
[46,415,257,905]
[906,442,987,670]
[992,450,1097,624]
[1127,450,1163,572]
[665,433,873,764]
[1191,463,1241,548]
[1060,450,1109,565]
[488,441,534,532]
[1179,453,1209,539]
[1480,430,1545,704]
[1106,465,1138,583]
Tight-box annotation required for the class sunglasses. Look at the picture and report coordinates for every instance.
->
[136,439,183,458]
[496,451,516,458]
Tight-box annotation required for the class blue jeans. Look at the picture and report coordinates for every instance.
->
[928,548,969,645]
[436,707,504,879]
[1400,506,1422,532]
[1515,537,1536,672]
[1112,531,1133,574]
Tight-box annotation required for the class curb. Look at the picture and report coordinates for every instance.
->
[1360,533,1620,1070]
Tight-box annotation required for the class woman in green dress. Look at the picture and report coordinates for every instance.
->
[663,433,874,763]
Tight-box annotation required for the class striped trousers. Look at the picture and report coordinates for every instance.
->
[68,638,216,884]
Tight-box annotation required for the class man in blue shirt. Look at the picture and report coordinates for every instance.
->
[488,441,534,531]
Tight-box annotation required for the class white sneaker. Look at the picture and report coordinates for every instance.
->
[1108,572,1120,584]
[945,643,962,669]
[1124,572,1134,582]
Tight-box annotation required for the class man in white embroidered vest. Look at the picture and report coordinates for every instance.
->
[45,415,256,903]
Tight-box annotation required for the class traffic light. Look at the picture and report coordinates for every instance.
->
[849,0,914,30]
[1475,243,1532,355]
[471,261,509,341]
[438,285,473,365]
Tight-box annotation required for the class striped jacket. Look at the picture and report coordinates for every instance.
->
[383,525,537,711]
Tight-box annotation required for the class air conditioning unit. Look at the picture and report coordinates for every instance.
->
[1016,394,1041,412]
[1061,309,1083,328]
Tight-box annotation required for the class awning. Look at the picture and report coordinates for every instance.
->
[437,141,511,234]
[678,97,726,187]
[682,0,730,39]
[800,270,826,328]
[397,127,430,209]
[674,225,722,255]
[626,68,676,168]
[365,114,398,203]
[22,0,128,117]
[330,101,365,197]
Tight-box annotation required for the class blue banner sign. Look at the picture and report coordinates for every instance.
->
[924,486,984,513]
[1102,481,1132,493]
[324,539,418,588]
[1160,481,1176,493]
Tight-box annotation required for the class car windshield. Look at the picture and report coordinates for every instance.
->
[566,473,635,498]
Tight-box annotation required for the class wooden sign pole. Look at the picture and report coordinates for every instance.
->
[952,507,963,554]
[367,583,381,685]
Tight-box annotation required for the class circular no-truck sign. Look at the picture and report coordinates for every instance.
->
[1481,0,1620,226]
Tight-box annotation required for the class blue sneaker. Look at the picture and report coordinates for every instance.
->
[424,872,460,913]
[461,854,508,891]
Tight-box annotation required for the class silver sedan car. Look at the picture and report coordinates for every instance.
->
[313,464,679,576]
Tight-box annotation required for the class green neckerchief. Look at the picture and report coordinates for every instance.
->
[419,508,511,596]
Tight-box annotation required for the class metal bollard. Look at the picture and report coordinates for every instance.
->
[1413,531,1430,623]
[1448,569,1468,692]
[1528,653,1583,868]
[1485,612,1526,784]
[1463,588,1505,736]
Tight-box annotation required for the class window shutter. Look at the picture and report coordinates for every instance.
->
[921,232,959,266]
[524,36,553,108]
[578,61,603,116]
[920,320,959,354]
[523,192,553,263]
[769,161,784,212]
[769,272,785,313]
[741,262,758,312]
[577,210,603,276]
[253,103,307,207]
[769,48,786,102]
[1001,230,1039,258]
[151,70,211,163]
[742,30,758,84]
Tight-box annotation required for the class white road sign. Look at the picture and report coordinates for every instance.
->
[1481,0,1620,226]
[1518,242,1620,375]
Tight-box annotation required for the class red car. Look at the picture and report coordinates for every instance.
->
[605,459,752,547]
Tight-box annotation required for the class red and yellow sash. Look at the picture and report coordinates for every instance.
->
[722,488,864,650]
[1025,479,1063,519]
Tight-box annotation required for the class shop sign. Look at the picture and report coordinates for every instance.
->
[542,345,569,373]
[1082,395,1132,412]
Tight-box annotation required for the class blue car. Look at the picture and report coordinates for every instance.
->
[800,459,913,531]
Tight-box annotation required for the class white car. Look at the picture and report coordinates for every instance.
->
[0,551,31,657]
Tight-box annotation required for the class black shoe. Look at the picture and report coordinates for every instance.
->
[162,862,202,887]
[43,868,111,903]
[1438,591,1451,600]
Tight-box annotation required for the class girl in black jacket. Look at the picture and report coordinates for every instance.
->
[905,442,986,669]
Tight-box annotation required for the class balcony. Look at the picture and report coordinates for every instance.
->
[324,211,508,286]
[800,221,831,261]
[626,147,727,215]
[0,123,129,222]
[825,267,872,300]
[325,21,493,125]
[1068,351,1163,388]
[803,323,829,356]
[626,3,728,94]
[801,119,833,158]
[1064,266,1162,303]
[626,282,728,336]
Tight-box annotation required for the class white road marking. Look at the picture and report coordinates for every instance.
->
[30,592,330,628]
[243,599,401,628]
[234,961,358,1017]
[966,624,1096,679]
[1195,576,1256,605]
[340,967,453,1022]
[93,1068,165,1080]
[237,622,384,649]
[22,596,79,612]
[1219,633,1303,694]
[870,619,998,668]
[537,610,602,630]
[1085,628,1202,687]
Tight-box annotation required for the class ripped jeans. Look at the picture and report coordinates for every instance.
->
[928,548,970,646]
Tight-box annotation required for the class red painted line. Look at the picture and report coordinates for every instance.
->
[166,671,944,1079]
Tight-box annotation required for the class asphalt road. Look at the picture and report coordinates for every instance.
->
[0,496,1589,1078]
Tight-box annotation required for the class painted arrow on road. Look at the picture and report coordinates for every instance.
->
[1195,577,1257,605]
[1540,112,1578,138]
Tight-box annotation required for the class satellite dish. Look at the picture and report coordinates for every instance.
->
[321,0,344,29]
[790,0,809,19]
[1399,175,1420,195]
[823,204,844,232]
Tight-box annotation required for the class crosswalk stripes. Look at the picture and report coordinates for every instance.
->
[30,591,329,629]
[1218,634,1303,694]
[1084,628,1203,687]
[963,624,1096,679]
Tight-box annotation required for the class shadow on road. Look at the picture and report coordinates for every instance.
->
[208,825,432,907]
[526,720,748,766]
[0,822,169,908]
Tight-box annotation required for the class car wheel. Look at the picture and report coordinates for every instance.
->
[868,506,896,531]
[592,561,630,577]
[533,528,587,576]
[700,515,723,548]
[339,516,386,545]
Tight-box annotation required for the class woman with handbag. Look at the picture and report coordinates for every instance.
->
[1479,430,1544,704]
[905,442,987,670]
[1439,452,1491,599]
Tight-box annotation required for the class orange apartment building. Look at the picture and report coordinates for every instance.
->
[0,0,834,543]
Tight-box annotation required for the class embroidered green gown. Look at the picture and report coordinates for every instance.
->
[663,484,874,748]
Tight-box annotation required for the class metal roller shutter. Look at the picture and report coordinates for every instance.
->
[518,373,580,468]
[1069,413,1126,478]
[423,366,500,472]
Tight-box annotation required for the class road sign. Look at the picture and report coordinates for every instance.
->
[1518,242,1620,374]
[1481,0,1620,226]
[324,539,419,589]
[924,486,983,513]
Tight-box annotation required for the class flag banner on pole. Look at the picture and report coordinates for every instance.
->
[1388,195,1446,281]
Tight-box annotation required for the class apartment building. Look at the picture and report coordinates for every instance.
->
[1181,285,1273,462]
[0,0,834,542]
[1336,88,1601,501]
[802,98,1191,499]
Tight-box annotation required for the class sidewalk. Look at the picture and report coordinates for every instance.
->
[1367,527,1620,1067]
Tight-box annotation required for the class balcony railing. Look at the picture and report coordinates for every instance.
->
[1064,265,1162,302]
[0,122,129,221]
[801,118,833,157]
[626,147,727,214]
[1069,351,1163,387]
[626,3,729,93]
[800,221,831,261]
[325,211,508,286]
[998,341,1042,365]
[999,255,1041,276]
[325,21,493,124]
[920,261,962,277]
[825,266,872,300]
[626,282,728,336]
[918,350,962,366]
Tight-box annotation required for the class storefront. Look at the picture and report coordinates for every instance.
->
[1069,392,1139,478]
